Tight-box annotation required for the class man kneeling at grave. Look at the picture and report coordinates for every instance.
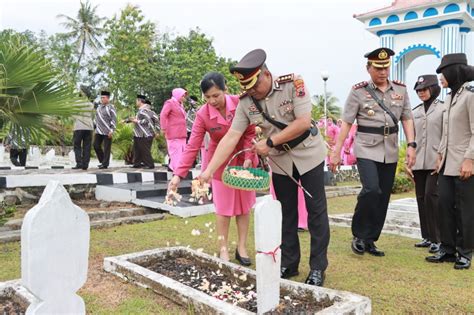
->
[199,49,330,286]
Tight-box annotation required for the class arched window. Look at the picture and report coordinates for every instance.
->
[444,4,460,14]
[386,15,400,23]
[369,18,382,26]
[423,8,439,17]
[404,11,418,20]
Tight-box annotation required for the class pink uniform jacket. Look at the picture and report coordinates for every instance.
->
[174,94,257,180]
[160,88,188,140]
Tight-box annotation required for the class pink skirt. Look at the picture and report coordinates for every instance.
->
[167,138,186,171]
[211,179,256,216]
[270,179,308,229]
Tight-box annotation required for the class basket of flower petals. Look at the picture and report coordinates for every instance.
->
[222,149,270,191]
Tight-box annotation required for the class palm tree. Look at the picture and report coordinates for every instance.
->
[0,32,87,144]
[57,1,104,77]
[311,92,341,120]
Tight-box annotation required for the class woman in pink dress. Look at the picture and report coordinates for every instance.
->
[169,72,257,265]
[160,88,188,171]
[343,124,357,166]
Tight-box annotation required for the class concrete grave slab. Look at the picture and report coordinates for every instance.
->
[104,247,371,314]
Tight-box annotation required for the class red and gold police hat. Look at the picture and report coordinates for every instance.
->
[364,48,395,68]
[230,49,267,90]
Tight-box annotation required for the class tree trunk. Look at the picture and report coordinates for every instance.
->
[75,38,87,78]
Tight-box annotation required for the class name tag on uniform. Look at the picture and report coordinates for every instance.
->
[391,93,403,100]
[249,104,260,116]
[209,126,222,132]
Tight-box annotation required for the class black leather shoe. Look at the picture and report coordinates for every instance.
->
[132,165,142,168]
[454,256,471,270]
[305,269,325,286]
[98,165,108,169]
[429,243,441,254]
[351,237,365,255]
[235,249,251,266]
[415,239,431,248]
[365,242,385,257]
[72,165,82,170]
[426,250,456,263]
[280,267,299,279]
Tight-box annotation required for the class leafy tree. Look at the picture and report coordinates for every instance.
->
[149,28,239,110]
[101,4,156,107]
[0,32,87,144]
[57,0,104,79]
[39,31,78,85]
[311,92,341,120]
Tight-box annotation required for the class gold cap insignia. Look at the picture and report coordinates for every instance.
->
[378,50,388,59]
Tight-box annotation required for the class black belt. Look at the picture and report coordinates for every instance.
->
[357,125,399,136]
[275,126,318,151]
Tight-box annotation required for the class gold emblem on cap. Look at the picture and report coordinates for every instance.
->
[378,50,388,60]
[233,72,244,80]
[418,77,424,83]
[368,109,375,117]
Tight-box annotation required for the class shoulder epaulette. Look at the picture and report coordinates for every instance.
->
[276,73,294,84]
[466,86,474,93]
[434,99,444,104]
[392,80,406,87]
[353,81,368,90]
[412,103,423,111]
[239,90,248,99]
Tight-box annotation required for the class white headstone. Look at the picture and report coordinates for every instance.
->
[68,150,76,164]
[29,147,41,162]
[45,149,55,161]
[21,180,90,314]
[0,144,4,162]
[254,195,282,314]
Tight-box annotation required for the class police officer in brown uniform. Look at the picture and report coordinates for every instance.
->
[426,53,474,270]
[200,49,330,286]
[406,75,443,253]
[330,48,416,256]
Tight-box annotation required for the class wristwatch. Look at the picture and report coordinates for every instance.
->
[407,142,417,149]
[266,137,274,148]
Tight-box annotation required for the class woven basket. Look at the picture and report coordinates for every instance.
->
[221,149,270,191]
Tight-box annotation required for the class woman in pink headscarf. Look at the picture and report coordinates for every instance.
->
[168,72,257,266]
[160,88,188,171]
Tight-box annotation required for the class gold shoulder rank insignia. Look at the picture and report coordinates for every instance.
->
[239,90,248,99]
[392,80,406,87]
[276,74,294,84]
[353,81,368,90]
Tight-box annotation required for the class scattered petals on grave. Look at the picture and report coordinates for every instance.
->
[144,253,332,313]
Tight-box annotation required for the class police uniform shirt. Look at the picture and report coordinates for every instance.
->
[231,74,327,176]
[412,99,445,171]
[438,83,474,176]
[134,106,160,138]
[342,80,412,164]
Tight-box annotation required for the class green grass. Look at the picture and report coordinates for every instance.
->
[328,190,416,215]
[1,191,473,314]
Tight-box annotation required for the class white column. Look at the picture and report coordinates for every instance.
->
[440,21,461,99]
[380,33,396,80]
[441,23,461,56]
[460,28,470,54]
